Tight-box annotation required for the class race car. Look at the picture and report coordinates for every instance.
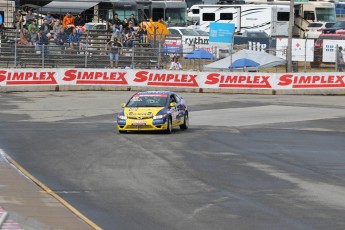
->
[117,91,189,134]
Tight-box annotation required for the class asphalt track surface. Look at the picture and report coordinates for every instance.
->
[1,91,345,230]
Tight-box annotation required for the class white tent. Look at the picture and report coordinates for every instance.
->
[204,49,286,71]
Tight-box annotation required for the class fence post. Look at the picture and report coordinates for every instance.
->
[131,44,135,69]
[158,41,161,69]
[85,31,89,68]
[335,44,338,72]
[42,44,45,68]
[14,31,17,67]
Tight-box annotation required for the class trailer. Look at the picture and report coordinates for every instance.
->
[187,4,290,37]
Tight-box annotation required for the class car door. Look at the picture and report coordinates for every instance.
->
[174,94,185,125]
[169,94,178,126]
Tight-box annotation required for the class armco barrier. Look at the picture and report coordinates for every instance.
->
[0,68,345,95]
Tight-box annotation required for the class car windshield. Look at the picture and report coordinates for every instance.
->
[179,29,200,36]
[334,21,345,27]
[325,22,335,28]
[127,94,168,107]
[308,23,323,28]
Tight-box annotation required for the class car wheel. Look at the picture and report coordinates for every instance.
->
[310,62,320,68]
[118,130,126,134]
[180,112,189,130]
[165,117,172,134]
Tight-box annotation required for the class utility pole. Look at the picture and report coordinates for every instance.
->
[287,0,294,72]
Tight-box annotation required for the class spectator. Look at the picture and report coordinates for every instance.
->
[106,37,122,68]
[129,14,138,27]
[27,20,38,33]
[338,46,344,72]
[159,17,166,25]
[36,28,49,55]
[68,28,82,50]
[111,24,123,43]
[169,56,182,70]
[56,27,69,49]
[124,31,134,47]
[74,14,84,26]
[109,13,122,27]
[63,12,75,28]
[18,29,29,45]
[43,12,54,28]
[52,19,63,41]
[39,19,52,39]
[25,9,36,27]
[124,22,134,34]
[137,25,148,43]
[14,10,24,31]
[28,27,37,45]
[122,18,129,29]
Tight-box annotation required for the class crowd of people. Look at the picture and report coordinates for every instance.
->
[14,9,85,52]
[11,9,181,69]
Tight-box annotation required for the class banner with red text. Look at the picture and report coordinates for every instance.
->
[0,69,344,89]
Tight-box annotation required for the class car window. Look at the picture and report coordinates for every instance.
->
[168,29,180,36]
[325,22,335,28]
[308,23,323,28]
[127,94,168,107]
[173,94,181,103]
[180,29,200,36]
[196,30,209,36]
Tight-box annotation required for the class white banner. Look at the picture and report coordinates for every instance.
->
[276,38,314,62]
[1,68,345,89]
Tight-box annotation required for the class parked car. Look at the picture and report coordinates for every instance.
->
[304,22,335,38]
[168,27,201,36]
[311,33,345,68]
[241,30,269,38]
[322,20,345,34]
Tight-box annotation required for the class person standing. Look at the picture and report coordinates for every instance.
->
[106,37,123,68]
[337,46,344,72]
[169,56,182,70]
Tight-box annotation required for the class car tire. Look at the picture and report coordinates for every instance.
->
[180,112,189,130]
[310,62,320,68]
[118,130,126,134]
[165,117,172,134]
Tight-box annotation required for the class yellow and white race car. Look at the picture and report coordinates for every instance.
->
[117,91,189,134]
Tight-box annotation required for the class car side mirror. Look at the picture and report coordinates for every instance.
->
[121,103,126,108]
[170,102,177,107]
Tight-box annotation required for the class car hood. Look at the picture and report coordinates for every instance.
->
[124,107,165,119]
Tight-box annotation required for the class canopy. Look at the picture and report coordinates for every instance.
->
[231,58,260,68]
[184,49,216,59]
[204,49,286,71]
[40,1,100,14]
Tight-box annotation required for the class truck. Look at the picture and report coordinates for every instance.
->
[187,4,290,37]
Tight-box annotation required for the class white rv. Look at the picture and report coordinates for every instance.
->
[0,0,15,28]
[187,4,290,37]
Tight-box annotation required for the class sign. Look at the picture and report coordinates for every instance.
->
[209,23,235,44]
[0,11,4,26]
[322,40,345,62]
[276,38,314,61]
[1,68,345,90]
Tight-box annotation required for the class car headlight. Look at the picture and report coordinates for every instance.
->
[117,115,127,120]
[153,114,167,119]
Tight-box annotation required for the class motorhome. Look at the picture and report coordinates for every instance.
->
[188,1,336,37]
[187,4,290,36]
[0,0,15,28]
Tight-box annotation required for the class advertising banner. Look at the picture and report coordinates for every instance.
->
[276,38,314,61]
[1,68,344,90]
